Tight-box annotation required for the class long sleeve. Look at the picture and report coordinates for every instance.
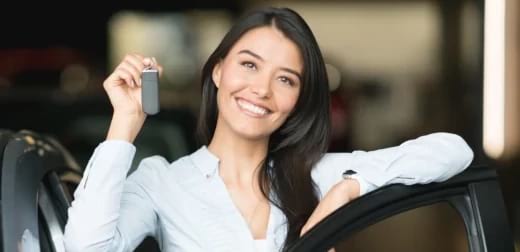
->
[63,140,160,252]
[312,132,474,198]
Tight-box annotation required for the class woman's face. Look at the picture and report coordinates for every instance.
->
[212,26,303,141]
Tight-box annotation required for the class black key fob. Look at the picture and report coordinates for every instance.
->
[141,68,160,115]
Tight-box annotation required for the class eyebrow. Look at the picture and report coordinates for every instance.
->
[238,49,302,81]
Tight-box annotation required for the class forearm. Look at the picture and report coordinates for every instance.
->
[348,132,474,187]
[64,140,136,251]
[106,112,145,143]
[332,178,361,201]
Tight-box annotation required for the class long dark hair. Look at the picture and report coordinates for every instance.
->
[196,7,330,250]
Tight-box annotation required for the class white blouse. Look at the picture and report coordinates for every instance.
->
[63,132,473,252]
[254,239,268,252]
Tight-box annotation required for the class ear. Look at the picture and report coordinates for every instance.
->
[212,61,222,88]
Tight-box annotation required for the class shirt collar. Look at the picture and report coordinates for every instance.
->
[190,145,220,178]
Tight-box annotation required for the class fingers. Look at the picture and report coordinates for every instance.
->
[145,57,164,72]
[117,62,140,87]
[143,57,153,68]
[125,55,147,85]
[117,67,136,88]
[157,63,164,77]
[107,54,161,88]
[144,56,164,77]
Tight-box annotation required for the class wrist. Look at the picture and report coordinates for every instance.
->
[106,113,145,143]
[337,179,361,201]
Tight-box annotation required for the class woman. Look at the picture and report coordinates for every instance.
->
[64,6,474,252]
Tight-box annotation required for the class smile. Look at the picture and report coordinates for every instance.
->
[236,98,271,117]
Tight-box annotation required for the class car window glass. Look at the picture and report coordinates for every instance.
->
[329,202,468,252]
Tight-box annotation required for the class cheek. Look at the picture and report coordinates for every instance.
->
[276,90,299,115]
[218,63,248,91]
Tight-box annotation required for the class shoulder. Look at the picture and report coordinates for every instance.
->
[138,155,171,170]
[131,145,214,182]
[133,152,194,176]
[127,152,194,186]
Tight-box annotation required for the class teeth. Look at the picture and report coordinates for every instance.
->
[237,99,269,116]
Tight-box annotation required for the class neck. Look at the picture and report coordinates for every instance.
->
[208,121,269,187]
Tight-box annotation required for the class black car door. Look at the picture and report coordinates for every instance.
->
[289,165,515,252]
[1,130,81,252]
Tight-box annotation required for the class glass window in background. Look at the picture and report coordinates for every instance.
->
[107,10,231,91]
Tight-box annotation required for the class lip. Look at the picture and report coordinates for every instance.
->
[235,97,272,118]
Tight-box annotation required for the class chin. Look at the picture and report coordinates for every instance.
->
[232,124,273,141]
[237,129,271,141]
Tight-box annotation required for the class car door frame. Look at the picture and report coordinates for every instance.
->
[288,165,515,252]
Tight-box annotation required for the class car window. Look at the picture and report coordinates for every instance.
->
[327,202,468,252]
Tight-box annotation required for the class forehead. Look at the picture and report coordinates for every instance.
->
[229,26,303,72]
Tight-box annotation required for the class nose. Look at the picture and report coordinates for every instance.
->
[250,75,272,98]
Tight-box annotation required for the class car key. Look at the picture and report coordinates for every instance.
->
[141,68,160,115]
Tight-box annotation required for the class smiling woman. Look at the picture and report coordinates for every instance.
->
[211,26,302,140]
[63,6,474,252]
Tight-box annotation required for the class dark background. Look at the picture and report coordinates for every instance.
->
[1,0,518,251]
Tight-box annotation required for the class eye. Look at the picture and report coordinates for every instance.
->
[278,76,294,86]
[241,61,256,70]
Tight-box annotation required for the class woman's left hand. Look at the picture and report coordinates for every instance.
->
[301,179,360,236]
[300,179,360,251]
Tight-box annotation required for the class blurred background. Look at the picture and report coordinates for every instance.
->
[1,0,518,251]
